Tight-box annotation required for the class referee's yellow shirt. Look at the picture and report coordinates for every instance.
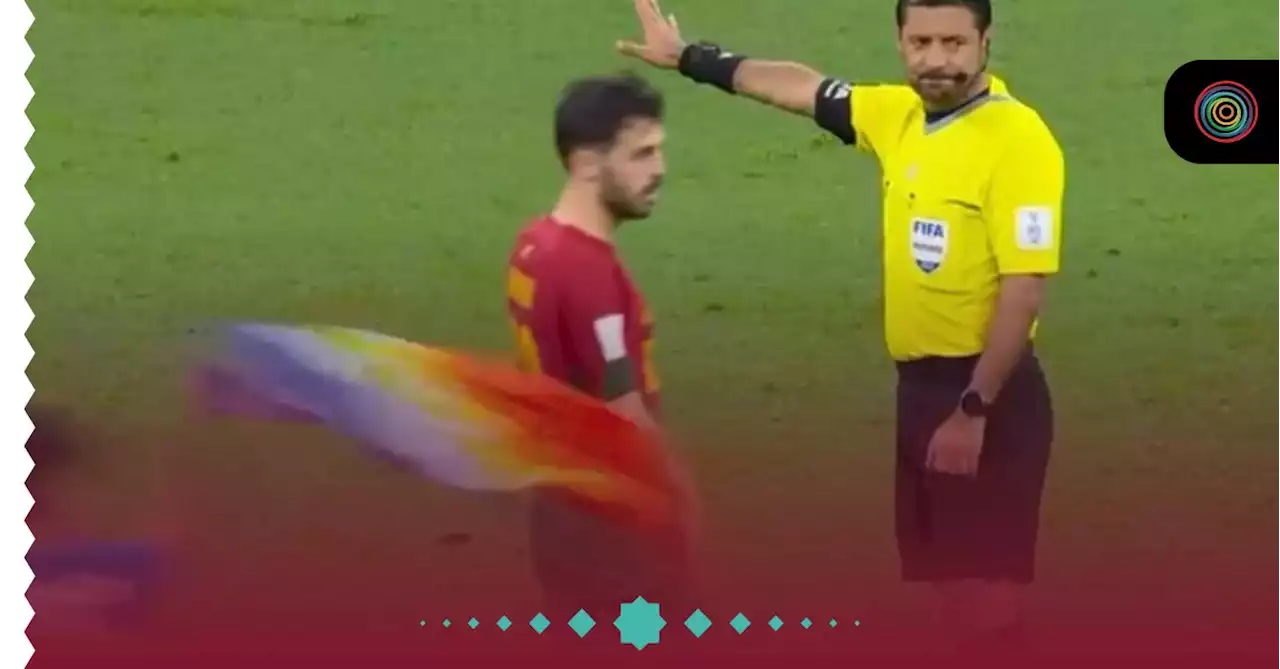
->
[844,76,1065,362]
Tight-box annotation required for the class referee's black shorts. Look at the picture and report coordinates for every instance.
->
[894,351,1053,584]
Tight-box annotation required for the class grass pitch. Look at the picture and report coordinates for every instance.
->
[26,0,1277,633]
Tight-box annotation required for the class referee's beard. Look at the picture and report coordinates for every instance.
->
[910,44,990,112]
[911,68,987,111]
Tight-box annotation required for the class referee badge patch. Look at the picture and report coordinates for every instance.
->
[910,218,948,273]
[1015,206,1054,250]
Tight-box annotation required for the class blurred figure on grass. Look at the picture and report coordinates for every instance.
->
[25,403,172,639]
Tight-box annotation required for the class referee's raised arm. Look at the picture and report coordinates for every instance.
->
[616,0,831,118]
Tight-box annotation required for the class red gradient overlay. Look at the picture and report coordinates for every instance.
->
[27,406,1276,667]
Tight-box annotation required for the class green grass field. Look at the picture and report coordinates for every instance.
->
[26,0,1278,633]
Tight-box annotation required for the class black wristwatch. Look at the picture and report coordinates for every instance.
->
[959,390,991,418]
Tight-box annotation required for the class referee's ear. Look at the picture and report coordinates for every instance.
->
[981,29,993,72]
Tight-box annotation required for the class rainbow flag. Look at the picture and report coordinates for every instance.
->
[192,324,684,530]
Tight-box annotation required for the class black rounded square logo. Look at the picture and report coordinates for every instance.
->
[1165,60,1277,164]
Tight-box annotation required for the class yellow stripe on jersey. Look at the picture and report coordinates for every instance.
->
[511,319,541,374]
[506,267,536,311]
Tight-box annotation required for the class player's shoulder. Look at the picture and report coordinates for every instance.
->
[510,216,617,279]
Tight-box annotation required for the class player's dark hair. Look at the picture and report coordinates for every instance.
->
[554,74,664,166]
[895,0,992,32]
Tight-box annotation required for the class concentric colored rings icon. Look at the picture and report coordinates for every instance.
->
[1194,80,1258,143]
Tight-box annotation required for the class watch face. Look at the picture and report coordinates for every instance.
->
[961,392,986,416]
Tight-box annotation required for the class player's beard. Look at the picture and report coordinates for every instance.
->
[600,171,659,222]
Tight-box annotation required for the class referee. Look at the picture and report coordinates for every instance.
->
[618,0,1063,649]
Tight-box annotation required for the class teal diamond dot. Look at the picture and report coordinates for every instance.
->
[769,616,783,631]
[468,617,479,629]
[442,618,451,628]
[568,609,596,638]
[419,620,426,627]
[855,620,861,627]
[496,616,512,631]
[801,618,813,629]
[529,613,550,635]
[684,609,712,638]
[729,613,751,634]
[829,619,838,628]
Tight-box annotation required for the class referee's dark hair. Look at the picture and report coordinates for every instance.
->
[554,73,665,167]
[895,0,992,32]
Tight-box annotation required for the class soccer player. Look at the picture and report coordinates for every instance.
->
[618,0,1063,650]
[504,74,695,620]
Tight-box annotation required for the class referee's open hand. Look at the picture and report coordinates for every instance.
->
[616,0,685,69]
[925,412,986,477]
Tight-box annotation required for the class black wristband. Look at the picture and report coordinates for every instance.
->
[678,42,745,95]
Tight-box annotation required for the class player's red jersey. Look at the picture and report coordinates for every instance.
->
[505,216,660,417]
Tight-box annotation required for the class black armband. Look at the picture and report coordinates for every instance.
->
[813,77,857,145]
[678,42,745,95]
[600,358,637,400]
